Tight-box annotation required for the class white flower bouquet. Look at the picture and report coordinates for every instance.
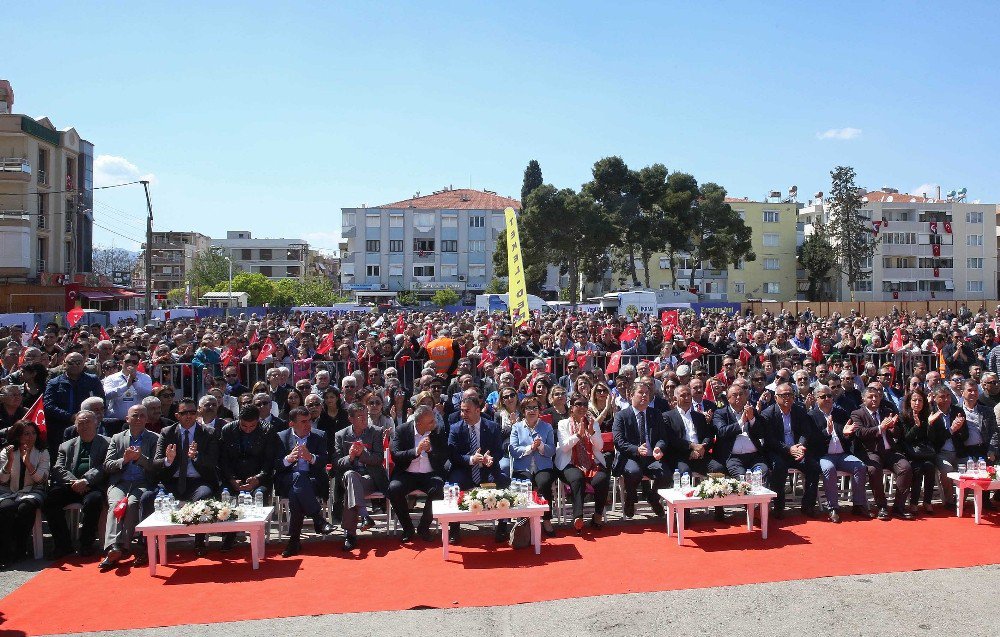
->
[170,499,239,525]
[458,488,520,512]
[693,476,752,499]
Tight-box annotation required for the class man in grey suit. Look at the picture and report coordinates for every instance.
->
[100,404,159,570]
[44,409,110,558]
[334,402,388,552]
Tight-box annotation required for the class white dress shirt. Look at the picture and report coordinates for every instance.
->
[409,424,433,474]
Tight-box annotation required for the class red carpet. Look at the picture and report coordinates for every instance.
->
[3,510,1000,635]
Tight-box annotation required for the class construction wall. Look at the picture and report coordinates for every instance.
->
[742,300,999,317]
[0,284,65,313]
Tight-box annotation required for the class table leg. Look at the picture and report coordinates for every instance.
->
[665,503,673,538]
[761,504,769,539]
[974,488,982,524]
[441,522,450,560]
[531,516,541,555]
[747,503,755,530]
[250,529,261,569]
[257,525,266,557]
[147,535,158,576]
[676,505,685,546]
[158,534,167,565]
[957,485,965,517]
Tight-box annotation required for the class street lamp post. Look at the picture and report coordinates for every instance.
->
[225,254,233,317]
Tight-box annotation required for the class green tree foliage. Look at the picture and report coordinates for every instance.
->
[396,291,418,306]
[215,272,274,306]
[431,289,460,307]
[829,165,877,300]
[683,182,755,289]
[190,247,240,288]
[521,160,543,206]
[484,278,508,294]
[798,225,837,301]
[583,157,643,287]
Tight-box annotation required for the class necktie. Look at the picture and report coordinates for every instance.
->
[178,429,189,494]
[469,424,481,484]
[638,411,649,449]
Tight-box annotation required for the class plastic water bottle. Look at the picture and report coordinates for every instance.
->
[978,457,987,476]
[673,469,682,490]
[969,457,978,477]
[221,489,232,507]
[753,467,763,492]
[681,472,691,489]
[154,486,166,519]
[744,470,752,486]
[254,488,264,514]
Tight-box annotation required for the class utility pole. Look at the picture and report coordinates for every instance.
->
[141,180,153,323]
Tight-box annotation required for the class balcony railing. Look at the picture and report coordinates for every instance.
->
[37,259,46,273]
[0,157,31,175]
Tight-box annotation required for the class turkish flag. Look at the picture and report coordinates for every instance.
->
[25,395,46,442]
[424,323,433,345]
[944,221,952,234]
[932,244,941,257]
[395,314,405,335]
[164,310,171,320]
[67,306,85,327]
[739,347,752,366]
[478,349,497,370]
[810,338,823,363]
[681,342,706,362]
[647,360,659,376]
[510,360,527,384]
[929,221,938,234]
[300,316,308,332]
[249,330,259,345]
[704,381,716,404]
[256,336,276,363]
[872,220,881,235]
[661,310,679,329]
[316,331,335,355]
[27,323,39,345]
[383,430,394,473]
[619,325,639,343]
[605,350,623,375]
[933,267,940,278]
[99,326,110,341]
[137,360,147,374]
[545,358,553,373]
[893,291,899,300]
[889,328,903,353]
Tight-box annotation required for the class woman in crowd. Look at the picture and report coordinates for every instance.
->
[531,376,552,411]
[409,391,445,431]
[494,390,520,478]
[386,387,409,429]
[192,336,222,378]
[153,385,178,421]
[543,385,570,427]
[0,386,27,439]
[510,395,556,535]
[365,392,392,430]
[278,388,305,422]
[272,343,294,369]
[900,388,937,514]
[0,421,49,568]
[556,393,609,532]
[571,374,594,404]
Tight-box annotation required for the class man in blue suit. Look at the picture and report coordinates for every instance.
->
[612,381,668,519]
[448,395,509,543]
[273,407,335,557]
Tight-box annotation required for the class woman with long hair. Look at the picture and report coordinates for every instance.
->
[0,421,49,567]
[900,387,936,514]
[278,388,305,422]
[556,394,609,532]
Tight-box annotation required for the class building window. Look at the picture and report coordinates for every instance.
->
[659,257,670,269]
[968,280,984,293]
[414,213,434,228]
[469,264,486,277]
[37,147,49,185]
[286,266,300,277]
[763,258,780,270]
[441,264,458,277]
[733,281,746,294]
[634,258,644,270]
[966,211,984,224]
[734,259,745,270]
[968,258,984,269]
[470,216,485,228]
[366,265,380,277]
[469,240,486,252]
[37,237,47,270]
[260,249,273,260]
[441,240,458,252]
[342,212,355,227]
[36,193,46,229]
[389,215,403,228]
[853,280,873,292]
[967,234,983,247]
[763,210,780,223]
[365,240,380,252]
[735,210,745,220]
[389,265,403,276]
[389,240,403,253]
[413,239,435,252]
[885,232,916,244]
[259,266,273,277]
[763,282,780,294]
[413,265,435,277]
[919,257,953,268]
[366,215,380,228]
[441,215,458,228]
[240,249,251,260]
[762,233,779,247]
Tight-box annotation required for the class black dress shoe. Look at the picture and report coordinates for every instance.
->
[281,542,300,558]
[851,505,868,517]
[99,548,122,571]
[542,520,557,537]
[316,522,335,536]
[650,500,666,518]
[714,506,725,521]
[895,508,915,520]
[829,510,841,523]
[221,535,237,552]
[801,506,819,518]
[400,528,415,543]
[418,527,435,542]
[877,507,891,521]
[623,501,636,519]
[133,551,149,567]
[342,535,357,551]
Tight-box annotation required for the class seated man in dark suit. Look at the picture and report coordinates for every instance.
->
[218,406,273,551]
[612,380,667,519]
[44,409,111,558]
[333,402,389,552]
[760,382,821,518]
[664,384,726,520]
[711,383,770,482]
[388,405,449,543]
[448,395,509,543]
[273,406,335,557]
[809,385,868,522]
[850,387,914,520]
[153,398,220,556]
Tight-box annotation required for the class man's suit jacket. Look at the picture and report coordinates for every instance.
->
[711,404,766,459]
[954,402,998,458]
[850,405,903,455]
[928,405,968,453]
[272,427,330,498]
[334,425,385,476]
[51,434,111,490]
[153,422,220,489]
[808,406,856,457]
[663,407,714,463]
[103,428,160,488]
[391,421,449,478]
[611,406,668,475]
[760,403,815,458]
[557,374,576,394]
[448,418,506,485]
[218,421,273,489]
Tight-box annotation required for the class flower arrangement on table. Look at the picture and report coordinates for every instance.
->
[170,499,239,525]
[692,476,752,499]
[458,488,521,512]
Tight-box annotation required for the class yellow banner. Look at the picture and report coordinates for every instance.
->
[504,206,528,329]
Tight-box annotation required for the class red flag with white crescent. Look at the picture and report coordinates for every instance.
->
[660,310,679,329]
[256,337,276,363]
[929,221,938,234]
[317,331,335,355]
[25,395,47,442]
[67,306,85,327]
[943,221,952,234]
[99,326,110,341]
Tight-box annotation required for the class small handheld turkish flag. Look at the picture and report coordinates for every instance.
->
[67,306,85,327]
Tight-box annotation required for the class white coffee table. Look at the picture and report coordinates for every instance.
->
[137,506,274,575]
[432,501,548,559]
[948,472,1000,524]
[658,488,777,545]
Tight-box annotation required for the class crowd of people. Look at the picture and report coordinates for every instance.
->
[0,300,999,570]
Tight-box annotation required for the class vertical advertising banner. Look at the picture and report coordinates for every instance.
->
[504,206,528,329]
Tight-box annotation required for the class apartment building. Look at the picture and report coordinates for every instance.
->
[798,188,997,301]
[0,80,94,282]
[212,231,309,281]
[141,231,212,297]
[340,188,520,303]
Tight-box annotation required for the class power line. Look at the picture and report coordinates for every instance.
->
[93,196,147,222]
[0,180,145,198]
[91,220,143,244]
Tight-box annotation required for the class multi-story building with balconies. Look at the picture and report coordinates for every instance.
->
[340,187,520,304]
[212,231,309,282]
[140,231,212,298]
[0,80,94,282]
[798,188,997,302]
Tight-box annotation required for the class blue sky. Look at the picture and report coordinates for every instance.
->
[6,1,1000,252]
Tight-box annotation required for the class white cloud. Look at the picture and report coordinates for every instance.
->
[816,127,862,141]
[302,231,344,253]
[94,154,156,187]
[912,183,940,199]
